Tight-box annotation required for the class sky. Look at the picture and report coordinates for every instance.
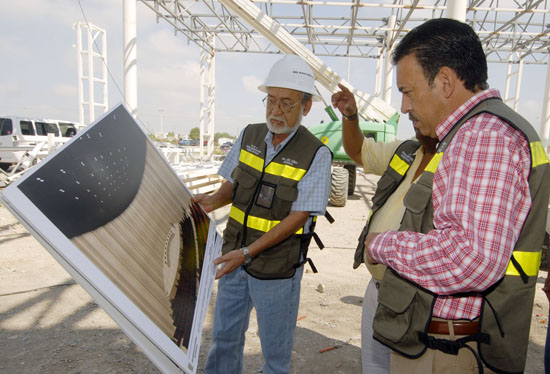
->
[1,1,549,141]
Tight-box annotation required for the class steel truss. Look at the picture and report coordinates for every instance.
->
[139,0,550,65]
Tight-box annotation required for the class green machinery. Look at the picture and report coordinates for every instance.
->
[308,108,400,206]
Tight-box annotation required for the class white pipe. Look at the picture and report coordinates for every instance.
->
[102,30,108,114]
[541,58,550,149]
[76,22,84,124]
[382,15,396,105]
[446,0,467,22]
[374,47,382,97]
[514,58,524,112]
[123,0,138,118]
[88,25,95,123]
[504,55,514,107]
[199,45,206,161]
[207,38,216,160]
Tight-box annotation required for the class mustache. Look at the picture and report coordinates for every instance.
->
[268,115,286,124]
[409,114,419,123]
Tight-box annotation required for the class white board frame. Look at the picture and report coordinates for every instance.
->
[1,104,221,374]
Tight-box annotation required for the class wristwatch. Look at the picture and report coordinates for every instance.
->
[241,247,252,265]
[342,109,358,121]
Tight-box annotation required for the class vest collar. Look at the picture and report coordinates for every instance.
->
[264,124,301,153]
[436,88,501,141]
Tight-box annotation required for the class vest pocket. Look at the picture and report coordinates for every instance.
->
[232,166,259,206]
[247,237,300,279]
[401,182,434,233]
[373,270,419,344]
[271,185,298,220]
[221,221,242,255]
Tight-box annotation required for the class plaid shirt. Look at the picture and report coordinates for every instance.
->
[369,89,532,320]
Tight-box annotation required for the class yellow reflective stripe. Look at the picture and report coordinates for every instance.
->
[229,206,303,234]
[389,154,409,176]
[530,141,549,168]
[265,162,307,181]
[425,152,443,173]
[247,214,279,233]
[230,204,246,224]
[239,149,264,172]
[239,149,307,181]
[505,251,541,277]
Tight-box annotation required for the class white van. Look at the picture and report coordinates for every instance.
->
[0,116,83,170]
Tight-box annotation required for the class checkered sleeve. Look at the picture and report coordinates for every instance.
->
[217,128,245,182]
[291,145,332,215]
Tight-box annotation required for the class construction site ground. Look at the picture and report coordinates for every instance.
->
[0,172,548,373]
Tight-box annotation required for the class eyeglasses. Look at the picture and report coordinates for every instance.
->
[262,96,301,113]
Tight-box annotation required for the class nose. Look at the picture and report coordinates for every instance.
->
[270,102,284,115]
[401,95,412,114]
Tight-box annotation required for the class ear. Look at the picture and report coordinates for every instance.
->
[302,99,313,116]
[435,66,456,99]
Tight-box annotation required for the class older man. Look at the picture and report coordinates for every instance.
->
[362,19,550,373]
[197,54,332,374]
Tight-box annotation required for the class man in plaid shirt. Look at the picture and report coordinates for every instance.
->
[362,18,549,374]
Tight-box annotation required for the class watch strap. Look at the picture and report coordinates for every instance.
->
[242,247,252,265]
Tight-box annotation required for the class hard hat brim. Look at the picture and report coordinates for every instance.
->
[258,84,322,102]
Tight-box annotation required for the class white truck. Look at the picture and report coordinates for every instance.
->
[0,116,84,172]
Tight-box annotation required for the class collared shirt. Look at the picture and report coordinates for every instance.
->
[218,124,332,218]
[368,89,532,320]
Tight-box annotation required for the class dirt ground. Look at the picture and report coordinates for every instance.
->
[0,172,548,374]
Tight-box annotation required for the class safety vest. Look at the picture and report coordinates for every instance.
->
[372,98,550,374]
[221,123,327,279]
[353,140,421,269]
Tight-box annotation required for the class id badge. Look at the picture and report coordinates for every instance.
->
[256,182,276,209]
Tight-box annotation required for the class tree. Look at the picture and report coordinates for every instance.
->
[189,127,200,140]
[214,132,235,142]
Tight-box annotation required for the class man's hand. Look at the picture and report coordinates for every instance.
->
[191,180,233,213]
[192,193,216,213]
[331,83,363,165]
[364,232,380,265]
[213,249,245,279]
[331,83,358,119]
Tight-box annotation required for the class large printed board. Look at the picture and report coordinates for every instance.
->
[0,104,222,374]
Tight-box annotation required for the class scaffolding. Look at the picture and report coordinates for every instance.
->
[135,0,550,145]
[75,21,108,125]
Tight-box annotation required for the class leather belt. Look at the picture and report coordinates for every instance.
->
[428,320,479,335]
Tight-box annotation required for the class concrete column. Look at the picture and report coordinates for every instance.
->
[541,57,550,148]
[446,0,467,22]
[123,0,138,118]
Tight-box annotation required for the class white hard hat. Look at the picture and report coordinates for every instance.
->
[258,54,321,101]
